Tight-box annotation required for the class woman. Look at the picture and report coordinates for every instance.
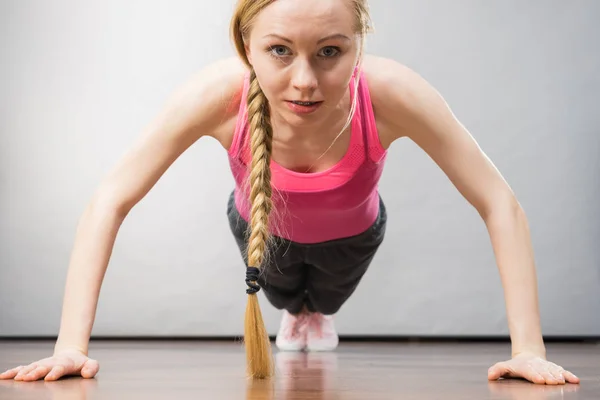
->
[0,0,579,385]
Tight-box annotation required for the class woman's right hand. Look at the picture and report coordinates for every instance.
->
[0,348,99,381]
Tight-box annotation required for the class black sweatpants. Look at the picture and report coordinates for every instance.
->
[227,190,387,315]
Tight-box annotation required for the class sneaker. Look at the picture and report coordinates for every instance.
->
[275,310,310,351]
[306,313,339,352]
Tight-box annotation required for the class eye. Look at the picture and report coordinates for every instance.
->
[268,45,291,57]
[318,46,341,58]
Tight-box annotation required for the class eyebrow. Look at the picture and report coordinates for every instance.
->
[263,33,351,44]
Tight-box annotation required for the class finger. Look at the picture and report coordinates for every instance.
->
[550,368,566,385]
[525,364,546,385]
[44,365,66,381]
[551,363,581,384]
[538,369,559,385]
[0,366,24,380]
[560,369,580,384]
[544,362,567,384]
[525,359,558,385]
[81,359,99,379]
[487,362,509,380]
[22,365,52,381]
[14,364,38,380]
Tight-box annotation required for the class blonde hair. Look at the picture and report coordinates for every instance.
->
[230,0,372,379]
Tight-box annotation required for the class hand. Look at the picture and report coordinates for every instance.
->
[0,348,99,381]
[488,352,580,385]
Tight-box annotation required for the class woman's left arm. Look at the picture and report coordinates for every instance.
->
[366,56,579,385]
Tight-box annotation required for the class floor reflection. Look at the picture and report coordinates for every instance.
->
[0,375,98,400]
[246,351,340,400]
[487,379,580,400]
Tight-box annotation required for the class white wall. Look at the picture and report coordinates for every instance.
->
[1,0,598,338]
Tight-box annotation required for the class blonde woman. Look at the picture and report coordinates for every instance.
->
[0,0,579,384]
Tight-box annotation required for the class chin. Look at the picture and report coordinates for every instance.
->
[283,113,324,130]
[276,103,330,127]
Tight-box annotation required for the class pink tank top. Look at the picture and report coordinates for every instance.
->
[227,69,387,244]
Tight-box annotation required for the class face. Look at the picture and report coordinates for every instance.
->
[245,0,361,128]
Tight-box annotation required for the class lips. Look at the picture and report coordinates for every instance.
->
[285,100,323,114]
[289,100,322,106]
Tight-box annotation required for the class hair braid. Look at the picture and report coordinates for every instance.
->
[242,69,274,379]
[246,71,273,268]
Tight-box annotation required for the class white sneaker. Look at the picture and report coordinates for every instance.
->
[306,313,339,352]
[275,310,310,351]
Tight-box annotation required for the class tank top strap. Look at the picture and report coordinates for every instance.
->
[355,69,386,163]
[228,71,252,161]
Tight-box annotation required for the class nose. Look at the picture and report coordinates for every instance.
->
[291,60,317,93]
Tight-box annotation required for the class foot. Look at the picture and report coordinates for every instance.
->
[306,313,339,352]
[275,310,310,351]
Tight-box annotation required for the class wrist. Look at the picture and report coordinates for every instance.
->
[54,340,88,356]
[511,345,546,360]
[510,329,546,359]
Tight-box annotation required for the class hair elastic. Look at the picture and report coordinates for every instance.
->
[245,266,261,294]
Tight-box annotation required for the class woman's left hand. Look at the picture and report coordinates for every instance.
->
[487,352,580,385]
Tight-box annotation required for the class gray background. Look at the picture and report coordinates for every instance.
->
[1,0,598,338]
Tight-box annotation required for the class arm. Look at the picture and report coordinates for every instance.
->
[365,56,579,384]
[54,57,246,355]
[366,57,543,355]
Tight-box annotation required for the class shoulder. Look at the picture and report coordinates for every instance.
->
[204,57,249,148]
[168,56,248,148]
[361,54,449,147]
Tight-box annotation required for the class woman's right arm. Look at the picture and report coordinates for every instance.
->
[1,57,246,381]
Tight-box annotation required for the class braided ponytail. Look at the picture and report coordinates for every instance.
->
[231,0,276,379]
[242,69,275,379]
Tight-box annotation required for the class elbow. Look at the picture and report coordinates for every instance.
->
[481,194,525,226]
[88,191,131,220]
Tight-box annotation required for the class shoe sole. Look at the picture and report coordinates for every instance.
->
[275,342,307,352]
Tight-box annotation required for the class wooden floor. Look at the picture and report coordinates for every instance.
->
[0,340,598,399]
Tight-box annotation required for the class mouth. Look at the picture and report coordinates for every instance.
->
[288,100,322,106]
[285,100,324,115]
